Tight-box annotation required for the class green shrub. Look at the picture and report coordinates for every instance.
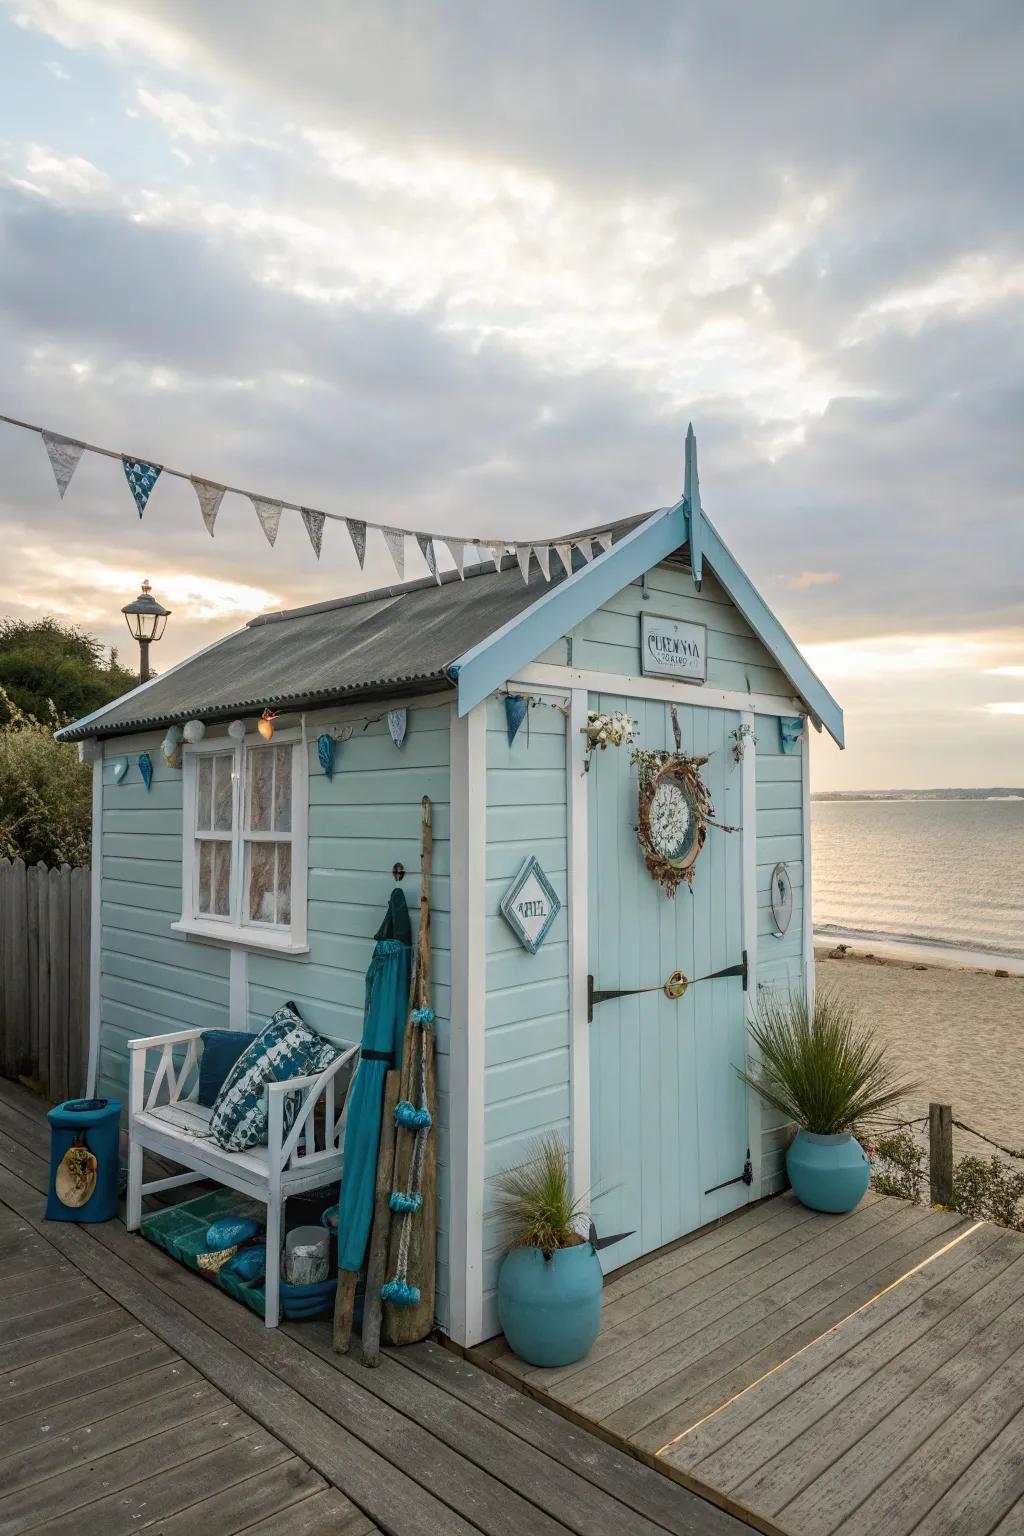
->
[871,1129,926,1202]
[951,1155,1024,1231]
[740,987,919,1136]
[0,688,91,867]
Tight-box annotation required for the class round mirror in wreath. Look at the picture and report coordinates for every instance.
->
[634,754,709,892]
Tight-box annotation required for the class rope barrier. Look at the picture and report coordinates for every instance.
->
[952,1120,1024,1161]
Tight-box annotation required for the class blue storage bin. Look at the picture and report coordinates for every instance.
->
[45,1097,122,1223]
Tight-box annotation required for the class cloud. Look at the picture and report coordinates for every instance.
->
[781,570,838,591]
[6,143,113,203]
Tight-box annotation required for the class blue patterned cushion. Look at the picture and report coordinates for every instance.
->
[208,1002,341,1152]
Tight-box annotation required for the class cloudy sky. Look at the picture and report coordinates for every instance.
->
[0,1,1021,789]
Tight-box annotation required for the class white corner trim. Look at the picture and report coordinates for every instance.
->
[511,662,801,718]
[567,689,590,1206]
[86,756,103,1096]
[229,947,249,1030]
[740,710,760,1197]
[448,702,487,1347]
[802,727,815,1010]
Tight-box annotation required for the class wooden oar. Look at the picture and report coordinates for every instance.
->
[353,1069,401,1365]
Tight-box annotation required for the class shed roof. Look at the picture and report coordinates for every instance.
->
[55,515,645,742]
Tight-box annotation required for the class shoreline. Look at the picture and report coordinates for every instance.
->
[813,927,1024,977]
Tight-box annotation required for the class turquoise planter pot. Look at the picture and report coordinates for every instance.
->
[787,1129,870,1213]
[497,1242,603,1368]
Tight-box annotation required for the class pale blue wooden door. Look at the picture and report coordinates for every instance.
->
[588,695,749,1269]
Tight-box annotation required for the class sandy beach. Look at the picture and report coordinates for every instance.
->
[815,943,1024,1157]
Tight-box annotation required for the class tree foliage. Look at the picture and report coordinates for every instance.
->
[0,689,91,867]
[0,617,136,726]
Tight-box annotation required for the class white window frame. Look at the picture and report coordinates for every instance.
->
[173,729,309,955]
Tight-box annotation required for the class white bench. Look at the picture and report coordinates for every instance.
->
[127,1027,359,1326]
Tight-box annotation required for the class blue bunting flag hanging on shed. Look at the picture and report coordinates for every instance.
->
[138,751,153,790]
[505,694,529,746]
[317,733,335,780]
[122,457,162,517]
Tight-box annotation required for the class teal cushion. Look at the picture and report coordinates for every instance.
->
[197,1030,252,1107]
[208,1002,342,1153]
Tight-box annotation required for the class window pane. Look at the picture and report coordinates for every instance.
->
[213,841,232,917]
[197,840,213,914]
[276,843,292,926]
[248,842,275,923]
[247,748,272,832]
[196,757,213,832]
[213,754,233,832]
[273,747,292,833]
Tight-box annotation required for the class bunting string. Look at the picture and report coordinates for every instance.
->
[1,410,617,587]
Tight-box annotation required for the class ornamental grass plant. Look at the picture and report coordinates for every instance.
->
[740,987,918,1136]
[491,1133,588,1257]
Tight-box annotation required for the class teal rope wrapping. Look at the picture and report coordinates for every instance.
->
[395,1099,432,1130]
[383,1009,433,1306]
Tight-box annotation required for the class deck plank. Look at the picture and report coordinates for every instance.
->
[0,1340,177,1426]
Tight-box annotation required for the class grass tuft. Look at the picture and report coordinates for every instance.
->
[490,1133,588,1257]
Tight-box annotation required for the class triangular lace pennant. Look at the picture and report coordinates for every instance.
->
[41,431,85,500]
[533,543,551,581]
[416,534,441,583]
[345,518,367,568]
[515,544,532,584]
[382,527,405,580]
[122,457,162,518]
[301,508,325,559]
[251,496,283,547]
[594,530,615,554]
[444,539,466,579]
[575,539,595,563]
[553,542,574,577]
[488,542,506,572]
[191,477,225,537]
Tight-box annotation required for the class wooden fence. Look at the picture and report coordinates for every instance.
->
[0,857,90,1101]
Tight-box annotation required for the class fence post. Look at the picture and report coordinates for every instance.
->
[929,1102,953,1207]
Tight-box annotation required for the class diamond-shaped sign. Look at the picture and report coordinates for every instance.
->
[500,855,562,954]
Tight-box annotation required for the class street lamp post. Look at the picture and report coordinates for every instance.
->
[121,580,171,684]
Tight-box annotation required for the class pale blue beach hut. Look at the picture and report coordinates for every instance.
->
[57,429,843,1347]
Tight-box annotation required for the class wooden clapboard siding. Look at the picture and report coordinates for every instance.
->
[572,567,797,699]
[482,693,570,1341]
[246,703,454,1328]
[751,716,806,1195]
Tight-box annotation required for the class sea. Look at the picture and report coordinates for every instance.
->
[812,795,1024,965]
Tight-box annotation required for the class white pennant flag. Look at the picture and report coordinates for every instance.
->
[252,496,283,547]
[515,544,532,584]
[553,542,574,577]
[575,539,595,563]
[444,539,466,579]
[382,527,405,580]
[345,518,367,568]
[417,533,440,584]
[41,431,85,500]
[488,542,506,572]
[301,508,325,559]
[594,530,614,554]
[533,544,551,581]
[191,477,225,537]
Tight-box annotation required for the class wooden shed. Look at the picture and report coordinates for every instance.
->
[57,429,843,1348]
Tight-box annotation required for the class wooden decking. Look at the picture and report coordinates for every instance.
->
[480,1188,1024,1536]
[0,1077,749,1536]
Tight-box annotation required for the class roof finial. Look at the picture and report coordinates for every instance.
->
[683,423,703,590]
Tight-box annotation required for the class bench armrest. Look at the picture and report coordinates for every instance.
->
[129,1029,203,1115]
[128,1028,204,1052]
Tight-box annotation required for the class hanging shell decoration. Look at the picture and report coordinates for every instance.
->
[228,719,247,741]
[317,732,335,780]
[257,709,277,741]
[183,719,206,744]
[55,1135,98,1208]
[161,724,183,768]
[111,756,130,784]
[138,751,153,791]
[387,708,408,748]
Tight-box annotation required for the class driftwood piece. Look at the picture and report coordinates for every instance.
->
[382,796,437,1346]
[358,1069,401,1367]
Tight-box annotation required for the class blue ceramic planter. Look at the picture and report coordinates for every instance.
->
[787,1129,870,1213]
[497,1242,603,1368]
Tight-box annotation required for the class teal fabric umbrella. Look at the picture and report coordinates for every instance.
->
[336,889,412,1274]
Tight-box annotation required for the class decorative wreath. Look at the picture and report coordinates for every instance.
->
[630,706,736,896]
